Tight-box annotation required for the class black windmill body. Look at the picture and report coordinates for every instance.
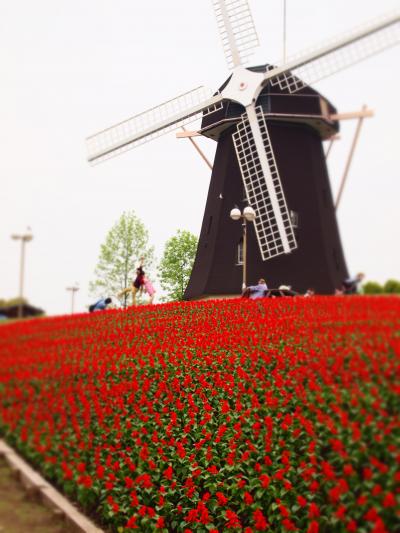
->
[185,67,346,297]
[87,2,400,298]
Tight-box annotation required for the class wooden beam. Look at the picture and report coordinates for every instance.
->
[330,109,374,121]
[180,126,213,171]
[176,130,201,138]
[335,105,368,210]
[325,135,340,158]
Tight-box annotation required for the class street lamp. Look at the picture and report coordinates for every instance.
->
[230,206,256,290]
[11,228,33,319]
[66,284,79,314]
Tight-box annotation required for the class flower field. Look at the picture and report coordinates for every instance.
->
[0,296,399,532]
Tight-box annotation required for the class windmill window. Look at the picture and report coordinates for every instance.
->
[290,210,299,229]
[207,216,213,235]
[237,239,244,265]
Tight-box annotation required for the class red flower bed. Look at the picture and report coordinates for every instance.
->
[0,296,399,532]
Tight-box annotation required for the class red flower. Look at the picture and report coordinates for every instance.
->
[81,475,93,488]
[163,465,173,480]
[335,505,346,520]
[216,492,228,505]
[126,515,138,529]
[308,503,320,518]
[307,521,319,533]
[156,516,165,528]
[297,495,307,507]
[382,492,395,507]
[357,495,367,506]
[364,508,379,522]
[346,520,357,532]
[244,491,253,504]
[225,509,242,529]
[279,504,289,518]
[343,464,355,476]
[253,508,268,530]
[363,467,373,480]
[185,509,198,523]
[282,518,297,530]
[96,465,105,478]
[76,462,86,473]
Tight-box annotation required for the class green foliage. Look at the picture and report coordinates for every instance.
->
[362,281,383,294]
[90,211,155,306]
[0,297,28,307]
[383,279,400,294]
[158,230,198,301]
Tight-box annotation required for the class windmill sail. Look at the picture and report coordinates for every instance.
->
[86,87,223,164]
[233,106,297,261]
[265,11,400,94]
[212,0,259,69]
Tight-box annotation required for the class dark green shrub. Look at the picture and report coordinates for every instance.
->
[383,279,400,293]
[362,281,383,294]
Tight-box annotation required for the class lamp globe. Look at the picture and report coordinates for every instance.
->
[230,208,242,221]
[243,206,256,222]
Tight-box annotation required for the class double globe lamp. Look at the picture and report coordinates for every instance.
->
[230,206,256,290]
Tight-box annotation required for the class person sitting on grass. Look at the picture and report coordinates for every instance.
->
[341,273,365,295]
[89,297,112,312]
[247,278,268,299]
[278,285,298,296]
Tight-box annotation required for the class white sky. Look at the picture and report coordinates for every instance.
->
[1,0,399,316]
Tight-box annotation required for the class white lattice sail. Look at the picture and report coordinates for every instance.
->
[233,107,297,261]
[86,87,223,164]
[212,0,259,69]
[265,10,400,94]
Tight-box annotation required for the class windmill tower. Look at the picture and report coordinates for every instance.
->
[86,2,400,297]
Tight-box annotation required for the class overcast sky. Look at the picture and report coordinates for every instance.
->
[1,0,399,316]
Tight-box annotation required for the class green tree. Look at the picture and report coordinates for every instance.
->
[362,281,383,294]
[158,230,198,301]
[90,211,155,307]
[383,279,400,294]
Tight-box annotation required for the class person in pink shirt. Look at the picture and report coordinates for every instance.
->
[143,276,155,304]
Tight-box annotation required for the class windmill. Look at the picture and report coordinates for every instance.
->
[86,2,400,297]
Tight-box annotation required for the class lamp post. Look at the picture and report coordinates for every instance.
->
[66,284,79,314]
[11,228,33,319]
[230,206,256,290]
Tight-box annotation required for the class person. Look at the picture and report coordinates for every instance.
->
[118,257,147,305]
[341,273,365,295]
[304,288,315,297]
[278,284,298,296]
[89,297,112,312]
[247,278,268,299]
[143,275,156,304]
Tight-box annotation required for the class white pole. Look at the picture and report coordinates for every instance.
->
[283,0,287,63]
[242,219,247,290]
